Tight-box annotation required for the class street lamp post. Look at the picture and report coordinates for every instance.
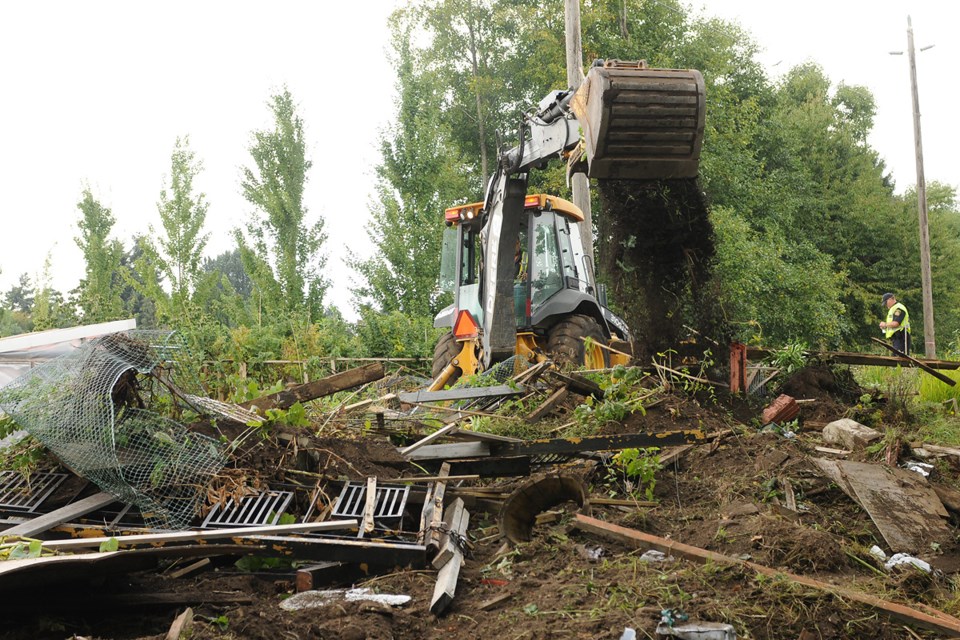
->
[891,16,936,358]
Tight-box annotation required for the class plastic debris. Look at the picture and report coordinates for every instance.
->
[639,550,674,563]
[279,588,412,611]
[656,621,737,639]
[903,461,934,477]
[619,628,637,640]
[884,553,932,573]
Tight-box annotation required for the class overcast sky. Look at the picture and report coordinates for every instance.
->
[0,1,955,320]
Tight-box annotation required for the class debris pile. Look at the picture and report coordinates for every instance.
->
[2,337,960,639]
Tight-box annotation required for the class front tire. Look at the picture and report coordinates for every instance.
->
[546,315,610,369]
[431,332,462,382]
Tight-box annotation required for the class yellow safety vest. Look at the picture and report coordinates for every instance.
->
[885,302,910,339]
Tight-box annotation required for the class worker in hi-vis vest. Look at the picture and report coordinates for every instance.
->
[880,292,911,355]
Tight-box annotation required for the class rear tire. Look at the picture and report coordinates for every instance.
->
[431,332,462,382]
[546,315,610,369]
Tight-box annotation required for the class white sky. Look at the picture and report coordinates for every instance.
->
[0,1,956,320]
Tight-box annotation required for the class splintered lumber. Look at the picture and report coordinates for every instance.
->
[572,514,960,637]
[427,463,452,553]
[398,384,525,404]
[167,558,211,580]
[165,607,194,640]
[549,371,605,398]
[400,423,462,457]
[746,346,960,371]
[869,337,956,386]
[429,498,469,616]
[240,363,385,413]
[479,592,512,611]
[295,561,384,592]
[1,492,117,538]
[39,520,358,551]
[524,386,568,423]
[362,477,377,535]
[811,459,952,552]
[432,498,469,569]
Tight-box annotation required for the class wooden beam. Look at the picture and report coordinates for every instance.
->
[398,385,525,404]
[432,498,469,570]
[1,492,117,538]
[871,337,956,386]
[524,386,568,423]
[430,497,469,616]
[573,514,960,637]
[240,363,385,413]
[295,561,383,592]
[400,423,462,458]
[548,371,605,399]
[404,441,490,461]
[746,346,960,371]
[362,477,377,535]
[427,463,451,554]
[39,520,358,551]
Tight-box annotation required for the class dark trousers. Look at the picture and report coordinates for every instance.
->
[891,330,910,356]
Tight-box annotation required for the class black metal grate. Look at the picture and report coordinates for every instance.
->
[0,471,67,512]
[202,490,294,528]
[332,483,409,527]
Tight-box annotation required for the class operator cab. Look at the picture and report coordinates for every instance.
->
[438,194,597,333]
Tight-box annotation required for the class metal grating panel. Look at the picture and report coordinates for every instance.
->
[0,471,68,512]
[332,483,409,523]
[202,490,294,528]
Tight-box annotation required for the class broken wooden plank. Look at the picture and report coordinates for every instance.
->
[39,520,358,551]
[549,371,605,399]
[240,363,385,413]
[1,491,117,538]
[814,446,852,456]
[405,441,491,461]
[341,393,397,415]
[167,558,210,580]
[658,445,694,467]
[362,477,377,535]
[783,479,797,512]
[427,463,451,554]
[295,561,383,592]
[429,498,469,616]
[417,484,434,546]
[746,346,960,371]
[524,386,568,423]
[392,474,480,484]
[398,384,525,404]
[432,498,469,570]
[572,514,960,637]
[813,458,952,552]
[871,337,957,386]
[165,607,193,640]
[478,592,512,611]
[400,423,462,458]
[491,431,705,457]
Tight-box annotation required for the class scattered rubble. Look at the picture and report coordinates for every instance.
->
[2,333,960,638]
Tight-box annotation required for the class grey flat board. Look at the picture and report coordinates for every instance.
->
[398,385,525,404]
[1,492,117,537]
[815,459,951,553]
[404,441,491,462]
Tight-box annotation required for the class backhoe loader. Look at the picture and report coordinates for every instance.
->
[430,60,706,387]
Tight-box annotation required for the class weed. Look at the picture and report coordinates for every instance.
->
[605,447,662,501]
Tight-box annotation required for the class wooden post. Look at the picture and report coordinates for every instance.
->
[906,16,936,357]
[729,342,747,393]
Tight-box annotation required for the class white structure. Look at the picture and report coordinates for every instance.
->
[0,319,136,387]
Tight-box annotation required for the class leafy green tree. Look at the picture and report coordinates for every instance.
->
[203,248,253,299]
[237,88,327,320]
[138,137,210,322]
[350,9,471,318]
[4,273,34,314]
[74,189,125,323]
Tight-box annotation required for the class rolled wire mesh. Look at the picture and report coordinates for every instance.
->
[0,331,225,529]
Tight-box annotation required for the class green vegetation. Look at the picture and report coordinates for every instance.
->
[1,0,958,389]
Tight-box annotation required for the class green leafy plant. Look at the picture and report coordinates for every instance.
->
[607,447,662,501]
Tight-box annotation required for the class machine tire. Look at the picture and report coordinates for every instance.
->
[546,315,610,369]
[431,332,462,382]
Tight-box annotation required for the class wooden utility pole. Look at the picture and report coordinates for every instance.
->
[564,0,594,264]
[906,15,936,357]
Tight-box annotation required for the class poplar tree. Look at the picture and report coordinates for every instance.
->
[74,189,124,322]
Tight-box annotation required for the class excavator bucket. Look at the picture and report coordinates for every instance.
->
[571,59,705,180]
